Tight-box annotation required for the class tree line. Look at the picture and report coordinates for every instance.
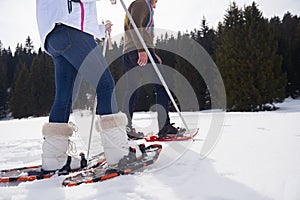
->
[0,2,299,119]
[0,37,55,119]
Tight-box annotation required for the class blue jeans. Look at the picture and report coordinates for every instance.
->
[122,50,170,130]
[45,24,118,123]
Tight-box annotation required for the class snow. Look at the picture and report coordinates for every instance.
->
[1,98,300,200]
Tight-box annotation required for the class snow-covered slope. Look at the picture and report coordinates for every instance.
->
[0,98,300,200]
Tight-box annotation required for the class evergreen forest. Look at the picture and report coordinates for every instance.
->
[0,2,299,119]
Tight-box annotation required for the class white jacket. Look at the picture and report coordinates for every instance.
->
[36,0,106,50]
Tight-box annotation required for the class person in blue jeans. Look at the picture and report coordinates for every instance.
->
[36,0,139,173]
[122,0,184,139]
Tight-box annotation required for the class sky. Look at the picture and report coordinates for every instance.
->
[0,0,299,51]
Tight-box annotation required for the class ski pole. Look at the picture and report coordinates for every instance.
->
[86,22,112,161]
[118,0,190,135]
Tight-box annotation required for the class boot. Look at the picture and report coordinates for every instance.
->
[158,123,186,138]
[42,122,83,173]
[99,112,141,166]
[126,125,144,140]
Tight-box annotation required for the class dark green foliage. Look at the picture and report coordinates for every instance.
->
[29,53,55,116]
[1,37,55,119]
[9,64,33,118]
[0,3,299,118]
[271,13,300,98]
[190,17,217,57]
[216,2,287,111]
[174,55,210,111]
[0,55,8,118]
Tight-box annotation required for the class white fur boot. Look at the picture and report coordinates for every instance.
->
[42,123,82,172]
[99,112,141,166]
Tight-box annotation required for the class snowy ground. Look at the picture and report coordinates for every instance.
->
[0,98,300,200]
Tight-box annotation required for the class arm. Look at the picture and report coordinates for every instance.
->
[128,1,149,52]
[128,1,151,66]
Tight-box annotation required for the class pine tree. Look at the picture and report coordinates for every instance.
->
[0,40,3,54]
[0,47,15,118]
[25,36,34,54]
[0,54,8,118]
[9,64,33,118]
[15,38,36,71]
[215,2,246,110]
[0,44,6,87]
[293,19,300,96]
[30,54,55,116]
[173,54,208,110]
[216,2,286,111]
[190,17,216,57]
[171,32,210,111]
[3,48,15,88]
[243,3,286,109]
[277,13,300,98]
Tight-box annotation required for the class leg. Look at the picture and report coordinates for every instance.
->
[96,67,118,115]
[120,51,145,139]
[146,50,181,137]
[42,122,82,172]
[47,24,118,116]
[45,25,118,171]
[146,50,171,130]
[43,25,90,171]
[123,88,141,127]
[155,84,171,130]
[49,55,77,123]
[122,51,142,126]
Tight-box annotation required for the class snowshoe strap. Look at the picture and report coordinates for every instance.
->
[117,147,137,169]
[138,143,148,158]
[59,154,88,175]
[80,153,88,169]
[59,156,72,175]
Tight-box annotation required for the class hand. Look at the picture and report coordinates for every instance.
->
[155,54,162,64]
[105,22,113,36]
[138,51,148,66]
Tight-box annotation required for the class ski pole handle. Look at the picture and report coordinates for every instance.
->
[107,34,113,50]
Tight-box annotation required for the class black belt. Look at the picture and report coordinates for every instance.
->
[68,0,81,14]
